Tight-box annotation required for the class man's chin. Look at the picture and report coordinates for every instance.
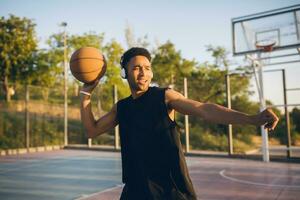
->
[136,82,150,91]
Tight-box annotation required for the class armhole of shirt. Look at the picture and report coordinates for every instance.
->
[162,87,176,124]
[116,100,121,123]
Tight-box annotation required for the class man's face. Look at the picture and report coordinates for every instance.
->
[126,55,153,92]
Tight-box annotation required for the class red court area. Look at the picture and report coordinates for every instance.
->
[0,149,299,200]
[78,155,300,200]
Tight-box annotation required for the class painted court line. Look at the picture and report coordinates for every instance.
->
[75,184,124,200]
[219,169,300,189]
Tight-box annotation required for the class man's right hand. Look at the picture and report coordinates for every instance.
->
[81,78,100,94]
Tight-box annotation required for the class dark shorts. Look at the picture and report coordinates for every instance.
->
[119,182,191,200]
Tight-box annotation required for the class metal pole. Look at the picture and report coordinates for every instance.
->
[282,69,292,158]
[225,74,233,155]
[184,77,190,153]
[25,85,30,149]
[62,22,68,147]
[88,138,92,148]
[246,53,269,161]
[257,53,269,162]
[114,85,120,149]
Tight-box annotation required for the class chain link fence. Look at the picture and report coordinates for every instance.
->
[0,81,116,150]
[1,79,299,159]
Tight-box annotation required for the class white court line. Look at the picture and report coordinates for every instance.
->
[75,184,124,200]
[219,169,300,189]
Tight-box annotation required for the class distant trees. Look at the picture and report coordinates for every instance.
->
[1,14,299,150]
[0,15,38,101]
[152,41,195,89]
[292,108,300,133]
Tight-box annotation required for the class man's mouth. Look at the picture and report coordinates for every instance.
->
[137,79,147,84]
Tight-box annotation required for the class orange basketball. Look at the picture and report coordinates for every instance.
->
[70,47,106,84]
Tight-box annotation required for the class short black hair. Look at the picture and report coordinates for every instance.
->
[120,47,151,69]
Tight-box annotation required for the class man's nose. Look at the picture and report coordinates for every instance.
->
[139,68,145,76]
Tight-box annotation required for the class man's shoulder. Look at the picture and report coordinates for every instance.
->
[150,86,170,93]
[117,96,131,105]
[164,88,185,104]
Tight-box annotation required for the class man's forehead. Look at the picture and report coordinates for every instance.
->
[129,55,151,65]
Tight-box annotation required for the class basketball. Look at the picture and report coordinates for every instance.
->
[70,47,106,84]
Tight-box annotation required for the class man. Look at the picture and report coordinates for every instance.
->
[80,47,279,200]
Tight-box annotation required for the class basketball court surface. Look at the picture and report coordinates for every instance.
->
[0,149,299,200]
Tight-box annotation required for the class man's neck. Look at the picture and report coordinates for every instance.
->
[130,87,149,99]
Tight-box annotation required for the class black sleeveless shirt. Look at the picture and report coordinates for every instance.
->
[117,87,197,200]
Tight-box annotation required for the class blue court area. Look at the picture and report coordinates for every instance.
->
[0,150,123,200]
[0,149,300,200]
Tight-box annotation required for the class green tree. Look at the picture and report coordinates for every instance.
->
[186,46,259,151]
[291,108,300,145]
[29,50,64,100]
[291,108,300,133]
[99,40,130,111]
[0,15,38,101]
[152,41,195,89]
[68,32,105,50]
[206,45,229,70]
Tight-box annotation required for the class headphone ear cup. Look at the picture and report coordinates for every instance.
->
[121,68,127,79]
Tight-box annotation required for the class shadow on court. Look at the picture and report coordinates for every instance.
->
[0,149,299,200]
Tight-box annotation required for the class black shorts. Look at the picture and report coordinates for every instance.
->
[119,182,190,200]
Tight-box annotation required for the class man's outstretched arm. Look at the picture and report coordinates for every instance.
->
[165,89,279,131]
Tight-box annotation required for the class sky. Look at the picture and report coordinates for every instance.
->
[1,0,299,110]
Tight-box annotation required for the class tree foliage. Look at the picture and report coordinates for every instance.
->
[152,41,195,89]
[99,40,130,111]
[291,108,300,133]
[1,14,299,150]
[0,15,38,101]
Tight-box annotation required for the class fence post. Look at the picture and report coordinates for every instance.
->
[25,85,30,150]
[63,24,68,147]
[184,77,190,153]
[114,85,120,149]
[225,74,233,155]
[282,69,292,158]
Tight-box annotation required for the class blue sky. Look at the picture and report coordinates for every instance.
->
[1,0,299,108]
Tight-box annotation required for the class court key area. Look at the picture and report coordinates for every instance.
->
[0,149,299,200]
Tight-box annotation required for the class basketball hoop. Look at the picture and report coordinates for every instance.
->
[255,40,276,52]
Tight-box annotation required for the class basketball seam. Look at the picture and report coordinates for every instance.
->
[70,57,104,63]
[71,68,104,73]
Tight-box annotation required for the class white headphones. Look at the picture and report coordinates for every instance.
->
[121,68,127,79]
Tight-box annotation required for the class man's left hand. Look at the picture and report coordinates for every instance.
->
[255,108,279,132]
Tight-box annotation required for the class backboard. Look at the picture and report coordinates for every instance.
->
[232,4,300,55]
